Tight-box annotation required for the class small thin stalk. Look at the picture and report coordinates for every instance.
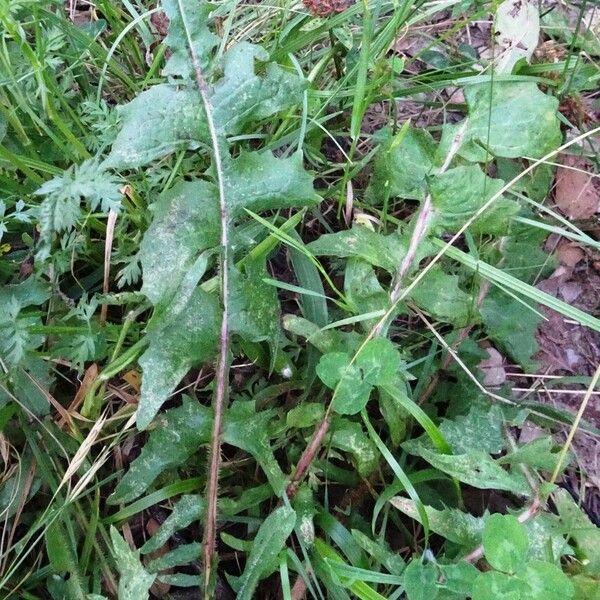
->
[176,1,231,594]
[389,119,468,305]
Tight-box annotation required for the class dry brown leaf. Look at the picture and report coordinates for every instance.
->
[554,155,600,219]
[556,239,585,268]
[479,346,507,386]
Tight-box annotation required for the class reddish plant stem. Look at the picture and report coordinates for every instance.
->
[286,417,330,499]
[463,496,541,563]
[177,1,230,593]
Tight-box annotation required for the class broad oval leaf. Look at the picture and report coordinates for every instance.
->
[483,514,529,574]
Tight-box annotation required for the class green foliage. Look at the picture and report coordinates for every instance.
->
[0,0,596,597]
[110,526,155,600]
[236,505,296,599]
[474,515,574,600]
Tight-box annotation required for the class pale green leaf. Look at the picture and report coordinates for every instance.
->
[139,180,219,305]
[473,571,525,600]
[103,85,207,169]
[110,527,155,600]
[307,226,407,274]
[366,127,436,202]
[571,574,600,599]
[498,436,569,472]
[356,338,400,386]
[518,561,574,600]
[542,8,600,56]
[222,401,286,494]
[317,352,372,415]
[481,288,541,370]
[236,505,296,600]
[227,150,317,216]
[104,44,305,169]
[403,559,438,600]
[522,513,572,563]
[330,417,378,477]
[429,165,518,235]
[146,543,201,572]
[137,288,220,429]
[230,260,280,351]
[554,488,600,575]
[438,404,505,455]
[283,314,362,355]
[351,529,406,574]
[344,258,388,321]
[141,495,204,554]
[483,514,528,574]
[437,562,480,596]
[317,339,401,415]
[390,497,484,547]
[463,82,561,159]
[494,0,540,73]
[162,0,218,77]
[406,446,530,495]
[286,403,325,428]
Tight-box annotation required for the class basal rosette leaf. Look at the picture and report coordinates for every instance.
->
[139,180,220,305]
[162,0,218,77]
[136,288,220,429]
[365,127,436,202]
[409,265,476,327]
[136,149,315,427]
[104,43,306,169]
[110,527,155,600]
[113,398,285,503]
[463,82,561,159]
[316,338,402,415]
[307,226,408,274]
[429,165,519,235]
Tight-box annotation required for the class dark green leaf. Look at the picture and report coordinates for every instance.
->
[236,505,296,600]
[481,289,541,371]
[111,398,213,503]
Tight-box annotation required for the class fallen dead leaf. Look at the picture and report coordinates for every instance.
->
[479,346,507,386]
[556,239,585,268]
[554,155,600,219]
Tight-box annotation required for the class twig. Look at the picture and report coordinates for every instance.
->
[286,418,330,499]
[389,119,468,305]
[177,1,230,593]
[549,362,600,486]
